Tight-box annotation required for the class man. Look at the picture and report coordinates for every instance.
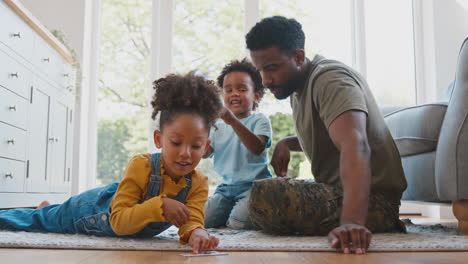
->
[245,16,407,254]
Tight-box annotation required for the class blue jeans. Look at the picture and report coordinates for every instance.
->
[204,182,254,229]
[0,183,117,236]
[0,183,168,237]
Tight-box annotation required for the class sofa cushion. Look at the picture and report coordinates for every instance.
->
[383,104,447,157]
[401,152,441,202]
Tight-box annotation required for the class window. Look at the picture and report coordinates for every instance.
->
[260,0,353,65]
[172,0,245,80]
[97,0,152,186]
[364,0,416,105]
[171,0,247,187]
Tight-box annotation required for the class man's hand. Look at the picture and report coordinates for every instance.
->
[188,228,220,254]
[270,139,290,177]
[328,223,371,254]
[162,197,190,227]
[219,106,237,125]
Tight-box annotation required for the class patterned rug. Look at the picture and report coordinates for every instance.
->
[0,220,467,252]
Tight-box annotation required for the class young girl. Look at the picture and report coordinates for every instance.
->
[0,72,222,254]
[203,59,272,229]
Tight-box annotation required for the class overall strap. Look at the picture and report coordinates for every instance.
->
[147,153,163,198]
[146,152,192,201]
[173,173,192,202]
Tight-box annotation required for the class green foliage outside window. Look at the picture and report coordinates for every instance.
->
[97,119,132,185]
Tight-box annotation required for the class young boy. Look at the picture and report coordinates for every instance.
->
[203,59,272,229]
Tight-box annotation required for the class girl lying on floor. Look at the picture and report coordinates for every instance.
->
[0,72,223,254]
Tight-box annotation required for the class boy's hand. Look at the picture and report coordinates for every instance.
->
[188,228,219,254]
[328,223,371,254]
[219,107,237,125]
[162,197,190,227]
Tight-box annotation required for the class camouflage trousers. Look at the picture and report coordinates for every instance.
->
[249,178,406,235]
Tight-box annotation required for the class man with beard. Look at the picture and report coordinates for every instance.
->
[245,16,407,254]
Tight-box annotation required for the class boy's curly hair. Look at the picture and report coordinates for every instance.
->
[151,72,223,131]
[246,16,305,54]
[216,59,265,110]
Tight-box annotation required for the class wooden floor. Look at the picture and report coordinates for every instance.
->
[2,249,468,264]
[1,217,467,264]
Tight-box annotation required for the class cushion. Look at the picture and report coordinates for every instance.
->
[383,104,448,157]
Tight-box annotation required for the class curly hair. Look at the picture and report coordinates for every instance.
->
[216,59,265,110]
[246,16,305,54]
[151,72,223,132]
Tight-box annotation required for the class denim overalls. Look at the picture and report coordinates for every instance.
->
[0,153,192,237]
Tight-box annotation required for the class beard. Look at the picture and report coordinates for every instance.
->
[269,84,295,100]
[268,75,304,100]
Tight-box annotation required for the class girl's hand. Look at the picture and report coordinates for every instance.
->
[188,228,219,254]
[162,197,190,227]
[220,106,237,125]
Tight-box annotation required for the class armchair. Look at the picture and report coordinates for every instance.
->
[382,37,468,234]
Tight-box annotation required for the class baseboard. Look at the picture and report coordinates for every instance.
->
[400,201,456,219]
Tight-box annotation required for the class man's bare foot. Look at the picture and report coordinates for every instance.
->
[36,201,50,209]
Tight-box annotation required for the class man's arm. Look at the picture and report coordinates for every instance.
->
[327,110,372,254]
[270,136,302,177]
[279,136,303,152]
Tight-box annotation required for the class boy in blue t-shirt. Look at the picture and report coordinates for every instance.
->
[203,59,272,229]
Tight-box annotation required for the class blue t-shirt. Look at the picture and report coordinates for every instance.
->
[209,112,272,185]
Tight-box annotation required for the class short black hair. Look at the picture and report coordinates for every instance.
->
[151,72,223,131]
[246,16,305,54]
[217,59,265,110]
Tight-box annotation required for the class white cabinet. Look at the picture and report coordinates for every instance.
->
[0,0,76,207]
[26,84,50,193]
[47,98,70,193]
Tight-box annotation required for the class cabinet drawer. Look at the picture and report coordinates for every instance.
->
[0,122,27,161]
[0,158,25,193]
[0,1,35,62]
[32,36,64,86]
[0,87,28,130]
[0,49,33,100]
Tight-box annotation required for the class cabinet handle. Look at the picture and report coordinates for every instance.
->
[8,105,17,111]
[66,86,73,91]
[12,32,21,38]
[43,58,50,62]
[10,72,19,78]
[49,137,55,142]
[5,173,13,179]
[63,73,70,77]
[55,137,59,142]
[6,138,15,145]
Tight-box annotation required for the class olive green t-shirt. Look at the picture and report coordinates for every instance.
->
[290,55,407,200]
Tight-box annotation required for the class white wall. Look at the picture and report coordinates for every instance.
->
[20,0,101,194]
[433,0,468,100]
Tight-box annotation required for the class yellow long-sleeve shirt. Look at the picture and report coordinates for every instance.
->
[109,153,208,243]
